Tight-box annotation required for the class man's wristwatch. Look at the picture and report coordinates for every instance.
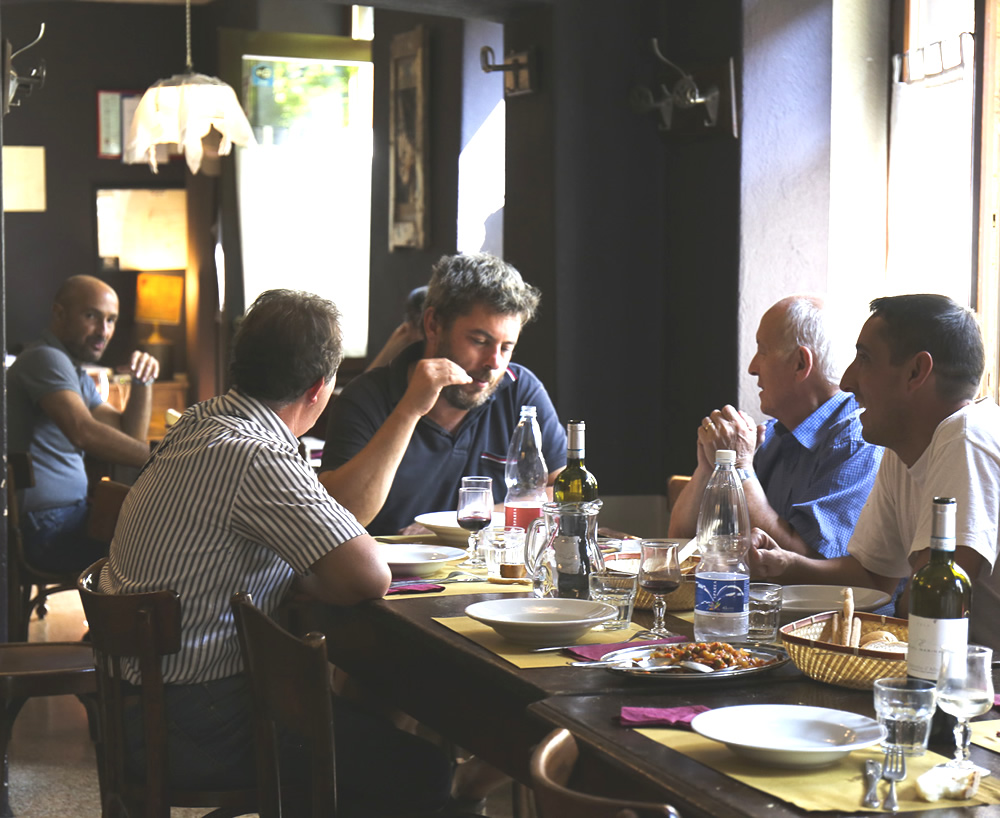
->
[735,468,755,482]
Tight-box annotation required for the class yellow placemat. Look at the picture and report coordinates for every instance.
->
[637,727,1000,812]
[970,718,1000,753]
[386,578,529,599]
[433,615,649,668]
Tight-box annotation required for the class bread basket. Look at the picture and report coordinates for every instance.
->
[780,610,908,690]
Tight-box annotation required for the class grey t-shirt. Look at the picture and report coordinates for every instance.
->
[8,331,103,511]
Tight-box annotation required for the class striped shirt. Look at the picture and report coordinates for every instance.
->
[102,388,367,684]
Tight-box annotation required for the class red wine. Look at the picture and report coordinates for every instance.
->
[640,579,680,595]
[457,515,491,532]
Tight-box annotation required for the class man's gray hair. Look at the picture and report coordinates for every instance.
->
[423,253,540,330]
[781,296,838,386]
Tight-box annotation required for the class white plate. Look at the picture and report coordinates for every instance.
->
[377,543,467,578]
[780,585,891,623]
[414,510,505,547]
[465,598,616,646]
[691,704,885,768]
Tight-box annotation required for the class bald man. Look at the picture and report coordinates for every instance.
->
[668,295,883,559]
[9,275,159,572]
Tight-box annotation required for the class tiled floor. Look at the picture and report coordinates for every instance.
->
[9,591,515,817]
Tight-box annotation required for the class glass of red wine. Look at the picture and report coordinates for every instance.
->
[636,539,682,639]
[457,486,492,567]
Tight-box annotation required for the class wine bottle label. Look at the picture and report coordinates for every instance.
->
[695,573,749,614]
[907,614,968,681]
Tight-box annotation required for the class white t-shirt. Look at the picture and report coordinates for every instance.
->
[848,399,1000,650]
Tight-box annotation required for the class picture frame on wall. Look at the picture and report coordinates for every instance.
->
[97,90,142,159]
[388,25,429,251]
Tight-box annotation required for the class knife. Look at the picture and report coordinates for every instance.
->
[863,758,882,808]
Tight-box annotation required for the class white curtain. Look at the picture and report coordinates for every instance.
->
[885,32,974,306]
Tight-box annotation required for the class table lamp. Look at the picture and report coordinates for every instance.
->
[135,271,184,381]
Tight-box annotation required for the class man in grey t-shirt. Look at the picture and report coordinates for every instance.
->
[8,275,159,572]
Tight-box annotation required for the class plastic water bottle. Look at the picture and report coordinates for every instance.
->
[693,449,751,642]
[503,405,548,529]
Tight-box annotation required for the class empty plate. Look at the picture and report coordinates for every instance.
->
[465,598,616,646]
[377,543,467,577]
[414,510,505,547]
[780,585,891,623]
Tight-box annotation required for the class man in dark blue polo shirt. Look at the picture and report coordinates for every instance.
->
[320,253,565,535]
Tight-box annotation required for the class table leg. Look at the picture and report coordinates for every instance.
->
[0,698,27,818]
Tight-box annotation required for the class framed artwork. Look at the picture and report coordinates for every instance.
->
[97,90,142,159]
[388,25,429,250]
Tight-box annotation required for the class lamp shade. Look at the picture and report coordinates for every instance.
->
[136,272,184,326]
[124,73,256,174]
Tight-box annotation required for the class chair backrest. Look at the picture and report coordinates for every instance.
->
[86,478,131,543]
[530,728,682,818]
[230,590,337,818]
[78,558,254,818]
[666,474,691,512]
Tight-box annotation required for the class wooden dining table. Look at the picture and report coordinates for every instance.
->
[299,582,1000,817]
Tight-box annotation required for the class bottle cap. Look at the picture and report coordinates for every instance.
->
[520,405,537,418]
[715,449,736,466]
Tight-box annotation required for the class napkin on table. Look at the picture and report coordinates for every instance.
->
[620,705,711,727]
[565,635,687,661]
[385,577,445,595]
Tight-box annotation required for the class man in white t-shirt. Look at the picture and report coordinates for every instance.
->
[750,294,1000,651]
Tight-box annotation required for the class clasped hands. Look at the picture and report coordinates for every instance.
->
[697,404,763,470]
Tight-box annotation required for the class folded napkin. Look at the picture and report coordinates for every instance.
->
[620,705,711,727]
[566,635,687,661]
[385,577,445,595]
[994,694,1000,708]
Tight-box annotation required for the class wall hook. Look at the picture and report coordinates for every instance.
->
[480,45,535,97]
[4,23,47,116]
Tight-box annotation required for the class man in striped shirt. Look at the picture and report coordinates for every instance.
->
[102,290,453,814]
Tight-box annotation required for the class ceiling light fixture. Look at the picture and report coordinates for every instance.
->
[124,0,255,174]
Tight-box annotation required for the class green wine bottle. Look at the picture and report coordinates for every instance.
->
[553,420,598,503]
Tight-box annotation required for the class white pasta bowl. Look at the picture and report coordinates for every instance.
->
[376,543,467,578]
[691,704,885,768]
[414,510,505,547]
[464,598,617,646]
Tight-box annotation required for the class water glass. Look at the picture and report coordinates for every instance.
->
[873,677,937,756]
[748,583,782,643]
[461,476,493,492]
[485,526,526,583]
[588,570,638,630]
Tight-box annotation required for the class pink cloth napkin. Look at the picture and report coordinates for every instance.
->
[385,578,445,595]
[620,705,711,727]
[994,694,1000,708]
[565,635,687,661]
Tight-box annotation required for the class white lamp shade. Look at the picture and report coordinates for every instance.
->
[125,72,256,174]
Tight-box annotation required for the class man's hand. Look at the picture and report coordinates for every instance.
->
[747,527,791,579]
[399,358,472,417]
[697,404,758,469]
[128,350,160,386]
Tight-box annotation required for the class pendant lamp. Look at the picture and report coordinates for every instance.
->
[124,0,255,174]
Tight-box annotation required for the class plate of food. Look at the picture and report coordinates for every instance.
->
[464,598,617,646]
[377,543,467,577]
[691,704,885,768]
[780,585,891,623]
[584,641,789,680]
[414,510,505,547]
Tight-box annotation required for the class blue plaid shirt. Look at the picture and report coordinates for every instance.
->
[754,392,882,558]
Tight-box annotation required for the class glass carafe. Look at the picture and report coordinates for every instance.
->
[524,500,604,599]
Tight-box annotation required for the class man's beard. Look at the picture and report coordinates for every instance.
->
[440,377,500,411]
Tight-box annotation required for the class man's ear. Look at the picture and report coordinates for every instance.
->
[794,345,814,382]
[906,351,934,392]
[423,307,441,346]
[304,376,326,405]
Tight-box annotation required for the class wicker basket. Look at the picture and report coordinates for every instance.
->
[604,555,696,611]
[780,611,909,690]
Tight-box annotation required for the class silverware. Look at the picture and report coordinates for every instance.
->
[389,571,484,588]
[881,746,905,812]
[862,758,882,808]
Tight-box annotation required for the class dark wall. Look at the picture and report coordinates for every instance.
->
[2,2,187,370]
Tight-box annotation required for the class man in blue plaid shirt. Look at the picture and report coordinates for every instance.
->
[669,295,882,559]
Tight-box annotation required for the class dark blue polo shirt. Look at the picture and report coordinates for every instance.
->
[321,343,566,535]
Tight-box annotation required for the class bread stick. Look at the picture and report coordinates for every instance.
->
[830,613,841,645]
[842,588,855,646]
[850,616,862,648]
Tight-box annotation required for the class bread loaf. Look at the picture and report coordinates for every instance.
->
[916,766,980,801]
[859,630,897,647]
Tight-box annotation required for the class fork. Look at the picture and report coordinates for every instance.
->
[882,745,906,812]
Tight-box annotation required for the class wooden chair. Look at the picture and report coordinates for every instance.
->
[530,728,682,818]
[6,453,78,641]
[77,559,257,818]
[230,590,336,818]
[666,475,691,513]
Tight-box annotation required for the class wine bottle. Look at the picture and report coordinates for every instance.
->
[553,420,599,503]
[908,497,971,681]
[908,497,971,741]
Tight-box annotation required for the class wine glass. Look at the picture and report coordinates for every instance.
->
[635,539,682,639]
[935,644,994,770]
[457,486,492,567]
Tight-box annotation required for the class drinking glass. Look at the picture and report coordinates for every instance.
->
[636,540,681,638]
[936,644,994,770]
[873,677,937,756]
[457,486,492,567]
[461,476,493,492]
